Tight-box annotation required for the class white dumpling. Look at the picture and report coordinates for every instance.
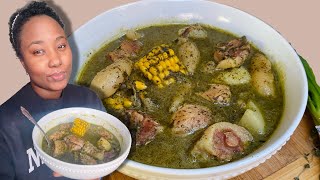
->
[178,41,200,75]
[90,58,132,98]
[250,53,276,97]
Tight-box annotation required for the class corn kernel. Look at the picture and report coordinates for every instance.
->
[135,81,147,91]
[149,59,156,64]
[164,70,170,76]
[157,64,163,72]
[169,57,175,65]
[172,64,180,72]
[158,54,164,60]
[163,80,170,86]
[149,67,158,76]
[114,104,124,110]
[159,72,165,79]
[152,46,161,54]
[173,56,179,63]
[105,98,116,105]
[144,62,150,68]
[159,61,166,67]
[146,72,153,80]
[152,76,161,85]
[164,78,175,86]
[157,84,164,88]
[140,65,147,72]
[123,99,133,108]
[165,60,171,67]
[180,69,187,74]
[162,52,168,59]
[168,49,174,56]
[147,52,154,57]
[168,77,175,84]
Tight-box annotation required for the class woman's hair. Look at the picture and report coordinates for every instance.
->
[9,1,64,59]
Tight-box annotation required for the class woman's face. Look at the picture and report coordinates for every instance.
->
[19,15,72,97]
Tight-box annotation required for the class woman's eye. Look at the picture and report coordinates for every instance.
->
[33,50,44,55]
[58,44,67,50]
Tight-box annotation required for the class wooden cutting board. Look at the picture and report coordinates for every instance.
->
[103,111,320,180]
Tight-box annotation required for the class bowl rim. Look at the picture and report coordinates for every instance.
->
[32,107,132,168]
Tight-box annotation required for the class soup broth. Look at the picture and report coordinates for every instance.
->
[42,122,121,165]
[77,24,283,168]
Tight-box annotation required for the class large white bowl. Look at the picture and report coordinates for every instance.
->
[68,0,308,179]
[32,107,131,180]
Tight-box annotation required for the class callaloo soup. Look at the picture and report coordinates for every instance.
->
[77,24,283,168]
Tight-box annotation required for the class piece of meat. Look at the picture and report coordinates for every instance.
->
[250,53,276,97]
[57,123,72,131]
[49,130,69,141]
[52,140,67,157]
[94,126,114,140]
[108,40,142,61]
[191,122,253,161]
[79,152,97,165]
[213,36,251,69]
[64,134,85,151]
[104,148,118,161]
[197,84,231,105]
[171,104,212,136]
[82,141,105,161]
[126,110,163,146]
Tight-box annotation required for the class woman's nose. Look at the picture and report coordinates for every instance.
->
[48,49,62,67]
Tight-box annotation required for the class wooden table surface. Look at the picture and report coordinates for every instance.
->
[103,111,320,180]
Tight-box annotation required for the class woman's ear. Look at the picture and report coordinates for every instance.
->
[20,59,28,75]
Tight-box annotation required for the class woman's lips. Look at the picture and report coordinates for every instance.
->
[48,71,66,81]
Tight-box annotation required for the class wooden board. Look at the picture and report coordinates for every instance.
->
[103,111,320,180]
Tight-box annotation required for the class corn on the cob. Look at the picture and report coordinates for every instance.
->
[135,44,186,88]
[104,96,133,110]
[70,118,90,137]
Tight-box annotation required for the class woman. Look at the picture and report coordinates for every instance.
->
[0,1,104,179]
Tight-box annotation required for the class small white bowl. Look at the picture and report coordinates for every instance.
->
[68,0,308,179]
[32,107,131,180]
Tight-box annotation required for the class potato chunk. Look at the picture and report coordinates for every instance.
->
[239,101,265,135]
[97,137,112,151]
[215,67,251,85]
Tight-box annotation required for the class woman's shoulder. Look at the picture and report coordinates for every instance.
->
[0,83,32,114]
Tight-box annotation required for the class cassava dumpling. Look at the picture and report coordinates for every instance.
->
[90,58,132,98]
[250,53,276,97]
[178,41,200,75]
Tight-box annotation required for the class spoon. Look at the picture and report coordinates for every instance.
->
[20,106,51,148]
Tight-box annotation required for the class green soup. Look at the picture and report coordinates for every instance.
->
[77,24,283,168]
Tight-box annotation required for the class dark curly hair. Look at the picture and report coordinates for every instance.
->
[9,1,64,59]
